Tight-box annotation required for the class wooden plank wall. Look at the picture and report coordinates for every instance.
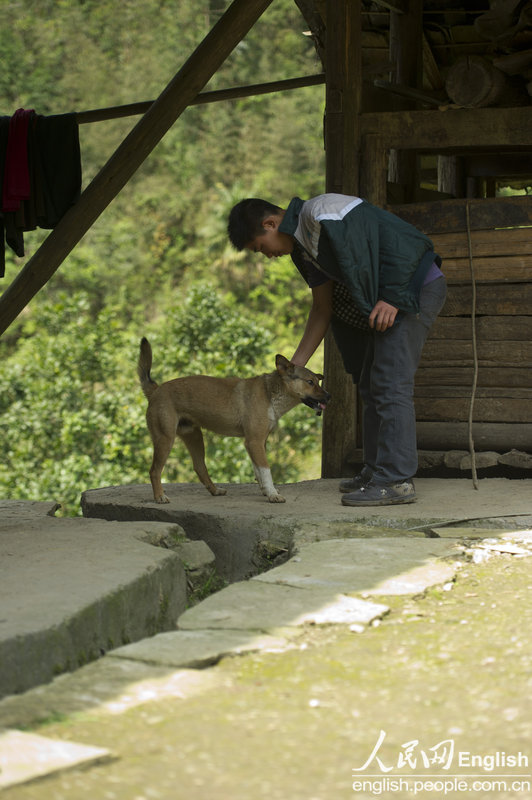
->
[390,196,532,452]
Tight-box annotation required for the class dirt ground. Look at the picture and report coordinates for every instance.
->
[2,547,531,800]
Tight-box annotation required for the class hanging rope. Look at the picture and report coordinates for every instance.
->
[465,201,479,489]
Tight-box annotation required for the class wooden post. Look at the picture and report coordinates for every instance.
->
[321,0,362,478]
[361,135,388,206]
[0,0,274,336]
[324,0,362,194]
[388,0,423,200]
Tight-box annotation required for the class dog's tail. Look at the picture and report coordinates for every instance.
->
[138,337,159,400]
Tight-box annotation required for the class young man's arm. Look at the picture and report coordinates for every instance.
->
[291,280,333,366]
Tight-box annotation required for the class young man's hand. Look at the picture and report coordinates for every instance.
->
[369,300,398,331]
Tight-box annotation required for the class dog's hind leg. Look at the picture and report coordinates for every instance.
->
[245,437,285,503]
[149,431,175,504]
[179,425,227,496]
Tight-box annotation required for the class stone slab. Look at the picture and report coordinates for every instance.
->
[0,515,188,698]
[177,580,389,631]
[253,538,458,595]
[0,499,60,521]
[0,656,223,730]
[109,629,290,669]
[0,729,111,789]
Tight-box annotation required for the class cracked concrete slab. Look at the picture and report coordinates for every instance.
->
[81,479,532,579]
[109,629,291,669]
[253,538,459,595]
[81,478,532,530]
[177,579,389,631]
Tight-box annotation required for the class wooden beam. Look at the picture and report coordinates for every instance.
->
[430,316,531,341]
[416,422,532,451]
[422,34,444,91]
[76,74,326,125]
[388,196,532,234]
[293,0,326,65]
[322,0,362,478]
[443,282,532,317]
[414,388,532,424]
[415,367,532,389]
[389,0,423,88]
[373,80,442,106]
[360,106,532,150]
[360,134,388,206]
[0,0,274,336]
[388,0,423,200]
[420,339,532,368]
[372,0,407,11]
[431,227,531,258]
[324,0,362,194]
[439,255,531,284]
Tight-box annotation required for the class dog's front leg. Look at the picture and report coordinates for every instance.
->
[245,438,285,503]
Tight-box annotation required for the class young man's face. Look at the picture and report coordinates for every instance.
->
[245,213,294,259]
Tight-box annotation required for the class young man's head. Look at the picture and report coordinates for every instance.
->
[227,198,294,259]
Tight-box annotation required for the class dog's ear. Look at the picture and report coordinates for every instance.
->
[275,354,294,374]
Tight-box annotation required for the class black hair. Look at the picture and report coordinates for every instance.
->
[227,198,283,250]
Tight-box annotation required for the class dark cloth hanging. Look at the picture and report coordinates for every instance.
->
[0,109,82,277]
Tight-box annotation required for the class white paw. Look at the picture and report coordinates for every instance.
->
[267,493,286,503]
[155,493,170,504]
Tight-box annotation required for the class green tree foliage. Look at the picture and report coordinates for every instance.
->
[0,0,326,513]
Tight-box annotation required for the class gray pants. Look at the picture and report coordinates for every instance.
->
[358,276,447,485]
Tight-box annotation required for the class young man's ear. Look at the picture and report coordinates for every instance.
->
[261,215,279,232]
[262,211,284,232]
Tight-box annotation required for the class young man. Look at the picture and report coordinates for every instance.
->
[227,194,446,506]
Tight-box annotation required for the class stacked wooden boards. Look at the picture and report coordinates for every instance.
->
[391,196,531,451]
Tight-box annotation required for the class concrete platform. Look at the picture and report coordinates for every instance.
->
[82,478,532,579]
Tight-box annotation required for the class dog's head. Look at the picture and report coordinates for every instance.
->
[275,354,331,416]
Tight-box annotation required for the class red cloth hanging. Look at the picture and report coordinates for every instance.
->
[2,108,35,213]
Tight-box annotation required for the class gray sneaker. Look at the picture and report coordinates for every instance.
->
[338,467,373,493]
[341,480,416,506]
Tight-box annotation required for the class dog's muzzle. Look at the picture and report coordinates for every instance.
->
[302,393,331,416]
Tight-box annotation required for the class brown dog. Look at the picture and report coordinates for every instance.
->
[138,337,330,503]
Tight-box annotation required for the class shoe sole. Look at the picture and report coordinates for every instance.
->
[341,494,416,507]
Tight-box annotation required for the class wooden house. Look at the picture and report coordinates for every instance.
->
[294,1,532,478]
